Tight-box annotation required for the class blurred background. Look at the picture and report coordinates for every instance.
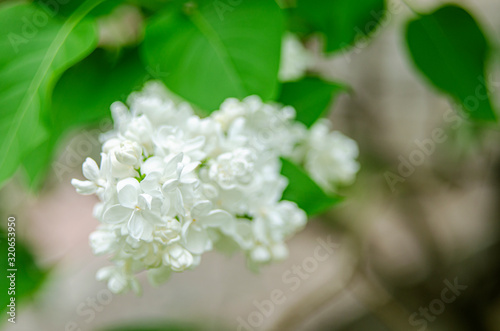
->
[2,0,500,330]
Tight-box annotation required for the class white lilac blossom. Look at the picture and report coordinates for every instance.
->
[72,81,359,293]
[278,32,313,82]
[302,120,360,192]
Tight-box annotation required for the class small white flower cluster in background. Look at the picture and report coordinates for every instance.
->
[279,32,313,82]
[72,82,359,293]
[293,120,360,192]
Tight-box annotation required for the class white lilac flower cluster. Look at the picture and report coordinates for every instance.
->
[72,82,359,293]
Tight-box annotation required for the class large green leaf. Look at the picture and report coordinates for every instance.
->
[0,226,48,316]
[405,5,496,121]
[294,0,386,53]
[0,1,99,188]
[141,0,284,112]
[22,48,149,189]
[280,158,342,216]
[278,76,347,127]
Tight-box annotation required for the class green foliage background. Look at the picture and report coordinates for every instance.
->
[1,0,497,211]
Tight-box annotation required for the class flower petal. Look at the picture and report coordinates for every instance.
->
[251,245,271,262]
[202,210,232,228]
[183,225,210,254]
[253,216,268,243]
[82,157,100,181]
[191,200,212,219]
[140,172,161,193]
[117,178,140,208]
[108,275,128,294]
[96,266,113,280]
[162,178,178,192]
[71,179,97,195]
[141,219,154,242]
[172,188,185,216]
[100,153,111,173]
[148,266,172,286]
[156,126,177,147]
[232,221,253,248]
[103,205,132,224]
[163,244,194,271]
[165,152,184,174]
[181,161,200,176]
[161,198,171,216]
[184,136,205,152]
[180,177,199,186]
[141,156,164,175]
[138,194,153,210]
[142,210,163,225]
[128,212,144,240]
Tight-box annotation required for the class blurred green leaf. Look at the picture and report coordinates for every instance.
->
[49,48,148,130]
[0,2,99,188]
[278,76,347,127]
[129,0,172,13]
[0,226,48,316]
[101,322,201,331]
[141,0,284,112]
[22,48,149,189]
[21,137,58,190]
[405,5,496,122]
[38,0,123,18]
[280,158,342,216]
[294,0,386,53]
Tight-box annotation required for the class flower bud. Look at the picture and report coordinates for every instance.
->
[115,140,142,166]
[163,244,194,272]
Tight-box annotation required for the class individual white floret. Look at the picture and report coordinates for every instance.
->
[303,120,360,192]
[102,178,163,242]
[181,200,235,254]
[71,154,113,200]
[96,264,141,294]
[208,148,256,190]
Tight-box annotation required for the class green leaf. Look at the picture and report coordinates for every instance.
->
[0,1,99,188]
[22,48,149,189]
[294,0,386,53]
[49,48,148,130]
[21,137,59,190]
[101,322,202,331]
[0,225,48,316]
[280,158,342,216]
[278,76,347,127]
[141,0,284,112]
[129,0,172,13]
[38,0,123,18]
[405,5,496,122]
